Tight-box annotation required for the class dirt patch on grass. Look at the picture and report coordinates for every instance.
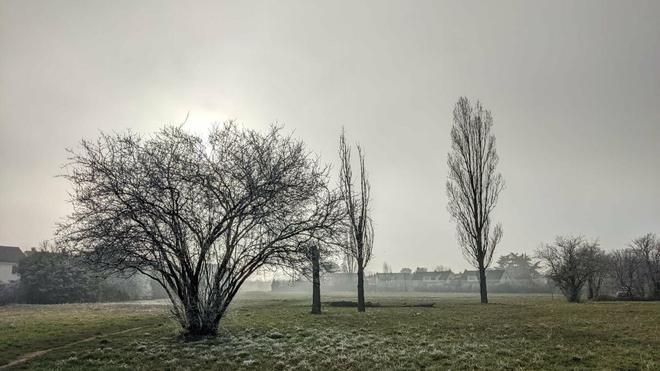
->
[0,326,148,369]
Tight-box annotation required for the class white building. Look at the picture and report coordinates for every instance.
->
[0,245,25,283]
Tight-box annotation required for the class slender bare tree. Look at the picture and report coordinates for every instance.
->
[338,129,374,312]
[341,240,357,274]
[583,241,608,299]
[446,97,504,304]
[57,123,339,336]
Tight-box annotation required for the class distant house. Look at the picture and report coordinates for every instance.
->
[0,245,26,283]
[375,272,412,290]
[323,272,357,291]
[460,269,511,285]
[412,271,453,290]
[372,271,454,291]
[376,272,411,281]
[412,271,452,283]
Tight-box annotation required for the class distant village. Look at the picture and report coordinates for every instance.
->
[271,268,551,294]
[1,243,655,301]
[271,253,554,293]
[2,245,552,299]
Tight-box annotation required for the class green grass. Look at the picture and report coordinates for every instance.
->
[1,292,659,370]
[0,303,169,365]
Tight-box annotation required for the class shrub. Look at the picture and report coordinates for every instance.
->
[0,281,20,305]
[17,251,101,304]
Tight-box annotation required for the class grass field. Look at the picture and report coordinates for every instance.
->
[1,292,658,370]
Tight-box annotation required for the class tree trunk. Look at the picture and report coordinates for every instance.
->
[311,245,322,314]
[357,264,366,312]
[569,287,581,303]
[587,278,595,300]
[590,277,602,299]
[650,274,660,299]
[563,282,582,303]
[184,306,219,337]
[185,321,218,337]
[177,282,224,337]
[478,266,488,304]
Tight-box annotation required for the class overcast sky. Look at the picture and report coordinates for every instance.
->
[1,0,659,271]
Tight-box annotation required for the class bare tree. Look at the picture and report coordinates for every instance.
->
[611,248,644,297]
[57,123,339,336]
[584,242,608,299]
[630,233,660,298]
[341,248,357,274]
[434,265,450,272]
[496,252,542,282]
[446,97,504,304]
[284,197,344,315]
[536,236,596,303]
[287,242,340,314]
[308,245,323,314]
[338,129,374,312]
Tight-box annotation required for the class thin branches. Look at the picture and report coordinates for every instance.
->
[338,128,374,312]
[446,97,504,304]
[57,123,338,336]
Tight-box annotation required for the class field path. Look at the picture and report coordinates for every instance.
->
[0,326,148,370]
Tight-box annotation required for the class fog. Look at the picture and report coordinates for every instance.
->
[1,0,659,272]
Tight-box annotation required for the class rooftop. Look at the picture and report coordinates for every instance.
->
[0,245,26,263]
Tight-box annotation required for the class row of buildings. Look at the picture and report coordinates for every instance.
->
[3,244,550,295]
[272,269,550,293]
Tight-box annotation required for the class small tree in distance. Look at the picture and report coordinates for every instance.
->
[446,97,505,304]
[584,243,609,299]
[611,248,644,297]
[290,242,340,314]
[285,206,345,315]
[496,252,542,282]
[536,236,598,303]
[629,233,660,298]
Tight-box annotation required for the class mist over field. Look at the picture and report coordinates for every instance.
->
[1,1,659,370]
[2,0,659,272]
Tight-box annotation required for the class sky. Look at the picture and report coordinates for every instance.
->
[1,0,659,272]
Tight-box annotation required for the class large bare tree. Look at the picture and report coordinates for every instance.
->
[57,123,339,336]
[338,129,374,312]
[446,97,504,304]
